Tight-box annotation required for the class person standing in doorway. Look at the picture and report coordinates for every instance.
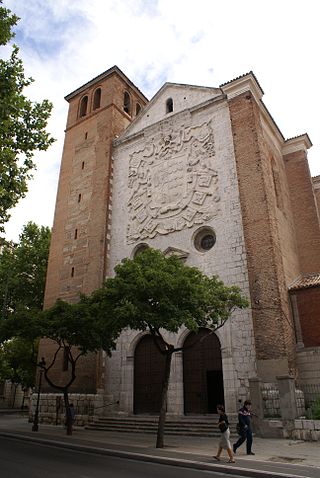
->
[233,400,255,455]
[213,405,235,463]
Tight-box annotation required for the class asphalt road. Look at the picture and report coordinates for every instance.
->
[0,436,245,478]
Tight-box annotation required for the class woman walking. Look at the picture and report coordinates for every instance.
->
[214,404,235,463]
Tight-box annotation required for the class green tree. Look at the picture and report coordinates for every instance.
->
[0,298,123,434]
[0,222,51,316]
[0,337,38,407]
[0,222,50,405]
[0,1,55,231]
[0,1,18,45]
[90,248,249,448]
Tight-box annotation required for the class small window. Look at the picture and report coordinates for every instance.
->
[78,193,82,203]
[136,103,141,116]
[81,161,85,170]
[133,243,149,258]
[74,229,78,240]
[79,95,88,118]
[166,98,173,114]
[200,234,215,250]
[193,227,216,252]
[123,91,131,115]
[71,267,75,277]
[85,132,88,139]
[93,88,101,110]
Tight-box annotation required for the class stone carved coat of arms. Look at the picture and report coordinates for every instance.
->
[127,120,220,243]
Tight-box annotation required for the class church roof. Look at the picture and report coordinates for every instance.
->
[219,70,265,94]
[64,65,148,102]
[285,133,312,148]
[289,273,320,291]
[114,81,223,144]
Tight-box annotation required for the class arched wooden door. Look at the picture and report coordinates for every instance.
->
[183,329,224,414]
[134,335,166,414]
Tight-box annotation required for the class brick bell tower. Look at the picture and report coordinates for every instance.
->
[39,66,148,393]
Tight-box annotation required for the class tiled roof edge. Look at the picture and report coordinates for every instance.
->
[219,71,264,95]
[289,273,320,291]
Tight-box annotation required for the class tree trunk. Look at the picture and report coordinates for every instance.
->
[63,390,73,435]
[156,350,173,448]
[11,383,17,408]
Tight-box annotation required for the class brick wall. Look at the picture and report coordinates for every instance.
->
[284,150,320,274]
[228,92,296,372]
[40,70,147,393]
[294,287,320,347]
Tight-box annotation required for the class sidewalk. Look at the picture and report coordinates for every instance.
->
[0,414,319,478]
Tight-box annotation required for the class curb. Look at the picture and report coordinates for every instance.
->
[0,431,313,478]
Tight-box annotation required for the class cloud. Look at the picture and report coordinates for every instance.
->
[2,0,320,240]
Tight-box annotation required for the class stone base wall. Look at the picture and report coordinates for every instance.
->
[29,392,114,426]
[255,418,320,441]
[0,381,30,409]
[296,346,320,383]
[286,419,320,441]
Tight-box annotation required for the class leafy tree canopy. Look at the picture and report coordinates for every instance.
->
[90,247,249,448]
[0,1,55,231]
[0,298,121,359]
[0,336,37,388]
[97,247,248,339]
[0,221,50,389]
[0,221,51,315]
[0,1,18,45]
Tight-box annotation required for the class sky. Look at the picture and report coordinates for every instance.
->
[2,0,320,241]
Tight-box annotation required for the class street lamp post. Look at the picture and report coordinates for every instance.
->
[32,358,46,432]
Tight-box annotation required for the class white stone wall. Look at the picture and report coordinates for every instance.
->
[123,84,222,138]
[106,89,256,415]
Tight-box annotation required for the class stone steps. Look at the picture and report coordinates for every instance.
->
[86,415,238,437]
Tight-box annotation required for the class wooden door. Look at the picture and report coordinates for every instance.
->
[134,335,166,414]
[183,329,223,414]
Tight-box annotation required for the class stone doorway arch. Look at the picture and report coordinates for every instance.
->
[134,335,166,414]
[183,328,224,414]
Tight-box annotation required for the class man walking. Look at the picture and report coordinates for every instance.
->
[233,400,255,455]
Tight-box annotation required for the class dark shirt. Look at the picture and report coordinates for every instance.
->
[218,413,229,432]
[238,405,252,430]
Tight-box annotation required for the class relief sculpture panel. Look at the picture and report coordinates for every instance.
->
[127,120,220,243]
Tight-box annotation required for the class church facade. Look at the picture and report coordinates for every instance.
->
[40,66,320,416]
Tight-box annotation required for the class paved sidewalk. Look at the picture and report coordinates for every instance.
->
[0,414,319,477]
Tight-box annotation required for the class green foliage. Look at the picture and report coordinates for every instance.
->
[93,247,248,448]
[0,337,37,388]
[0,295,123,393]
[0,222,51,315]
[0,1,18,45]
[0,2,54,231]
[0,299,121,356]
[99,248,248,340]
[41,298,122,356]
[0,221,50,390]
[0,0,19,45]
[308,398,320,420]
